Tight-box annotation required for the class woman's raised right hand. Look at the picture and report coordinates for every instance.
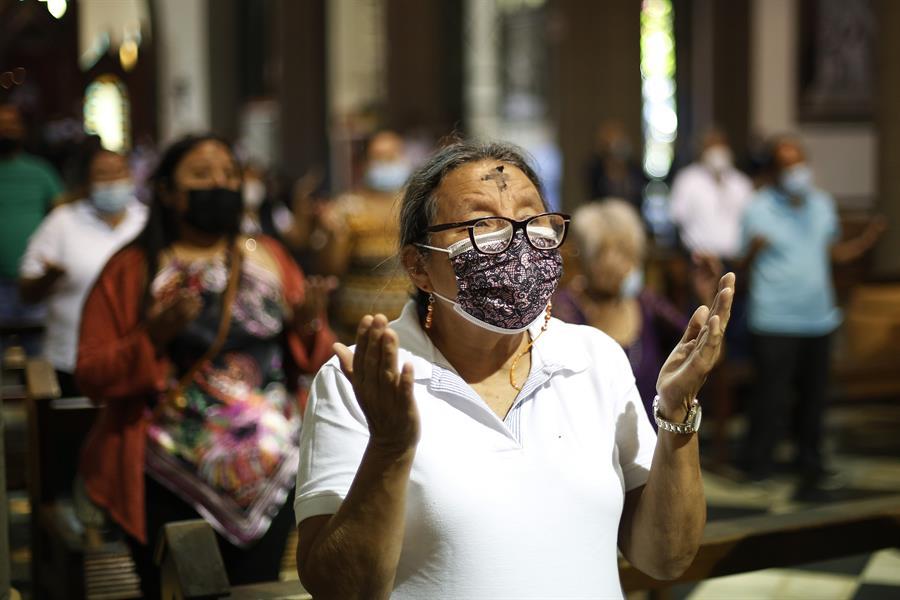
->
[333,314,420,454]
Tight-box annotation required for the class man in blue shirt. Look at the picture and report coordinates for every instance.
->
[740,136,886,499]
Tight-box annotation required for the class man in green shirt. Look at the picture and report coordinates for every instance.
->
[0,102,64,354]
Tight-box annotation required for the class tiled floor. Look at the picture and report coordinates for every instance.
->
[672,551,900,600]
[667,402,900,600]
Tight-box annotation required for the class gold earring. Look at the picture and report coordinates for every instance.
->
[541,300,552,332]
[424,293,435,330]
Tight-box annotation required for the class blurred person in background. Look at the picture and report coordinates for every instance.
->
[129,133,160,204]
[19,140,147,396]
[741,131,775,189]
[241,162,330,273]
[670,129,754,359]
[740,135,887,499]
[670,129,753,262]
[554,199,719,425]
[0,101,64,354]
[74,134,336,595]
[240,162,269,234]
[585,120,646,212]
[319,130,413,341]
[240,161,298,241]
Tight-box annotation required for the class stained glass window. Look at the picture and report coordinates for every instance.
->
[83,75,131,153]
[640,0,677,180]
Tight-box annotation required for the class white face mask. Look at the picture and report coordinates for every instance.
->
[701,146,733,173]
[780,164,814,197]
[242,179,266,210]
[90,179,134,214]
[365,160,411,193]
[620,268,644,299]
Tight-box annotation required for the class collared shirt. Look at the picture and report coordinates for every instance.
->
[295,301,658,599]
[741,186,841,336]
[670,163,754,259]
[20,199,147,372]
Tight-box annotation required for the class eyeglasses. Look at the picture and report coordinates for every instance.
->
[423,212,570,255]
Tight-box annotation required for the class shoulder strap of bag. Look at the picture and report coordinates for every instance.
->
[164,241,243,407]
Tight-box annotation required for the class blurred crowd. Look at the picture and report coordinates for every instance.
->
[0,97,889,592]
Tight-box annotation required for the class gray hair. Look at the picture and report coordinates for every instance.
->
[399,139,547,313]
[571,198,646,261]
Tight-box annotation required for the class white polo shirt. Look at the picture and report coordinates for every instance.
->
[670,163,753,259]
[19,199,147,373]
[295,301,658,599]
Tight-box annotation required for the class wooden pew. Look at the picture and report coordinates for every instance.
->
[1,331,38,490]
[158,495,900,599]
[831,284,900,401]
[156,521,230,599]
[619,494,900,593]
[155,520,310,599]
[24,359,141,599]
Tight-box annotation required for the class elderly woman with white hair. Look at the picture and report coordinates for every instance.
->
[553,199,703,424]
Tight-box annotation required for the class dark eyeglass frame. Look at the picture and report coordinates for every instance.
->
[424,212,571,255]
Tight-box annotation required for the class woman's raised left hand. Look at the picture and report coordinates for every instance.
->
[656,272,735,421]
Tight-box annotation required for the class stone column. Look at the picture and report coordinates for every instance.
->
[327,0,387,120]
[671,0,750,165]
[275,0,328,181]
[551,0,642,211]
[155,0,211,143]
[384,0,464,137]
[207,0,240,140]
[873,0,900,277]
[711,0,750,156]
[464,0,501,139]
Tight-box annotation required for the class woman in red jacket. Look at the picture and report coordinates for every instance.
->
[76,134,335,595]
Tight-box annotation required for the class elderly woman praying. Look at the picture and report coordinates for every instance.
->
[294,140,734,599]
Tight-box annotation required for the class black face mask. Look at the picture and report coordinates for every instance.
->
[0,136,22,156]
[183,187,243,235]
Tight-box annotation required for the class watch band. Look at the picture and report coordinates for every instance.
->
[653,396,702,434]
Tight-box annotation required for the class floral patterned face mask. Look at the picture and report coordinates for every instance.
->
[420,230,563,334]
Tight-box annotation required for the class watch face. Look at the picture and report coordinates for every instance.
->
[693,406,702,430]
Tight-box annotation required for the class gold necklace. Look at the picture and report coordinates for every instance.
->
[508,302,553,392]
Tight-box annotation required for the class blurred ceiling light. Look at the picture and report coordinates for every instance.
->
[78,0,151,71]
[47,0,66,19]
[119,39,138,71]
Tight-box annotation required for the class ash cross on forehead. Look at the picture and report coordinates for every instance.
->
[481,164,509,192]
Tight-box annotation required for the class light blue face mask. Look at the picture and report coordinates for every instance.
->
[780,164,814,197]
[90,180,134,214]
[364,160,411,193]
[621,268,644,299]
